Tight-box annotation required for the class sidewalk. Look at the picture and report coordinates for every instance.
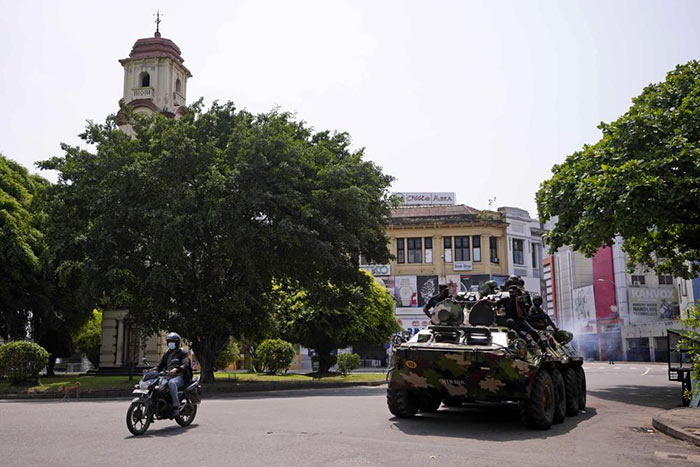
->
[652,407,700,448]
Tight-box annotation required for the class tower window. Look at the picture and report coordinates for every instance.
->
[140,72,150,87]
[175,78,182,93]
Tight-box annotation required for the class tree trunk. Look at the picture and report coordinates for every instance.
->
[191,339,219,384]
[317,348,334,374]
[46,355,57,377]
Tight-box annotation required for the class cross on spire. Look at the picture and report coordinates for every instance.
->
[154,10,163,37]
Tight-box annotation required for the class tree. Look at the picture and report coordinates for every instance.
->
[0,155,46,339]
[537,61,700,278]
[256,338,296,374]
[40,101,394,383]
[215,336,240,370]
[0,155,94,375]
[273,271,400,373]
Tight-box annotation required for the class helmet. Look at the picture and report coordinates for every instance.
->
[166,332,181,346]
[532,295,543,306]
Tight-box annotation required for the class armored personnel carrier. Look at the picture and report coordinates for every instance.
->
[387,293,586,429]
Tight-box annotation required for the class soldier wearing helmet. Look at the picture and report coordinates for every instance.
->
[156,332,192,416]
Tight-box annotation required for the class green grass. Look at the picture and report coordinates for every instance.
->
[213,371,386,384]
[0,371,386,394]
[0,375,138,394]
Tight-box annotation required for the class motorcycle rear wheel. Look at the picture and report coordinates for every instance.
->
[175,397,197,427]
[126,401,151,435]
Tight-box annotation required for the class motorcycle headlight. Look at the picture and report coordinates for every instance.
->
[140,379,154,390]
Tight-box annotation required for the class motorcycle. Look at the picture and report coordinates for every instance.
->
[126,358,202,435]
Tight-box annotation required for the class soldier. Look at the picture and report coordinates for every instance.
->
[498,285,548,352]
[423,285,450,319]
[526,295,558,331]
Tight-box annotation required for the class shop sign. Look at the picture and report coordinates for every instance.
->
[360,264,391,276]
[453,261,473,271]
[394,192,456,206]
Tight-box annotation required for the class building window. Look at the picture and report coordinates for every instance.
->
[424,237,433,263]
[175,78,182,93]
[407,237,422,263]
[444,237,452,263]
[472,236,481,262]
[681,280,688,296]
[631,275,645,286]
[531,243,538,268]
[658,274,673,285]
[513,239,524,265]
[455,236,470,262]
[396,238,405,264]
[140,72,150,87]
[489,237,499,263]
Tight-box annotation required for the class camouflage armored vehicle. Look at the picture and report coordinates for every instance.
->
[387,294,586,429]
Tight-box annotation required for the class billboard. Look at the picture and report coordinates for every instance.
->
[628,286,680,324]
[416,276,439,307]
[393,192,456,206]
[573,285,596,334]
[394,276,418,307]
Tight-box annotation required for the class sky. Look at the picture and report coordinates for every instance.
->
[1,0,699,217]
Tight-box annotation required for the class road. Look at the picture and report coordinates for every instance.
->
[1,362,699,466]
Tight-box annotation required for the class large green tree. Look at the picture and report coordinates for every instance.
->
[0,155,92,374]
[40,101,394,382]
[272,271,400,373]
[537,61,700,278]
[0,154,46,339]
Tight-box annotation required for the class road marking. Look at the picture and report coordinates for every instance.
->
[630,366,637,370]
[643,367,651,375]
[655,451,700,463]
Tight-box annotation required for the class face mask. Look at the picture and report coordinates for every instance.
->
[168,342,176,350]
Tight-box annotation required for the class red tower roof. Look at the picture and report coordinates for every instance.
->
[119,32,192,76]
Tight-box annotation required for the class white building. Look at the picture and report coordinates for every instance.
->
[497,207,546,298]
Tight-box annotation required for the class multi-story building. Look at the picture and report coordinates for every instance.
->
[497,207,546,298]
[362,202,509,339]
[545,235,684,362]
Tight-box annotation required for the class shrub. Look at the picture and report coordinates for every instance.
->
[216,336,241,370]
[256,338,296,374]
[74,310,102,368]
[0,341,50,385]
[337,353,361,376]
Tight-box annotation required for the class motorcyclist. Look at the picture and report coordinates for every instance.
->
[156,332,192,416]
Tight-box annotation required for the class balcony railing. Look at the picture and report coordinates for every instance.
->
[132,87,154,99]
[173,91,185,106]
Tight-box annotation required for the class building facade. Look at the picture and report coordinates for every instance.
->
[497,207,546,298]
[545,235,684,362]
[364,204,509,338]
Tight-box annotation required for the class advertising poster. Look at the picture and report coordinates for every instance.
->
[394,276,417,307]
[446,275,462,297]
[460,274,490,293]
[374,276,395,299]
[395,313,431,337]
[417,276,439,307]
[573,285,596,334]
[628,286,680,324]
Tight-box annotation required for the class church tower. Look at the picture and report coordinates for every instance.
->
[118,17,192,117]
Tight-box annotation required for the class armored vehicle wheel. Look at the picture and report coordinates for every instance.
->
[442,397,463,408]
[574,366,586,410]
[387,388,418,418]
[418,393,443,413]
[550,369,566,424]
[520,370,555,429]
[564,367,579,416]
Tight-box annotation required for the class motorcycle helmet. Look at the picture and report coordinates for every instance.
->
[166,332,181,348]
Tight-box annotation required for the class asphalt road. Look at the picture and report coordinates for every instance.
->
[2,362,699,467]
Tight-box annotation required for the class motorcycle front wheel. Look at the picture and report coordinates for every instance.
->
[126,401,151,435]
[175,397,197,427]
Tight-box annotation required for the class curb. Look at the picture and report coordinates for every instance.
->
[0,380,387,401]
[652,411,700,448]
